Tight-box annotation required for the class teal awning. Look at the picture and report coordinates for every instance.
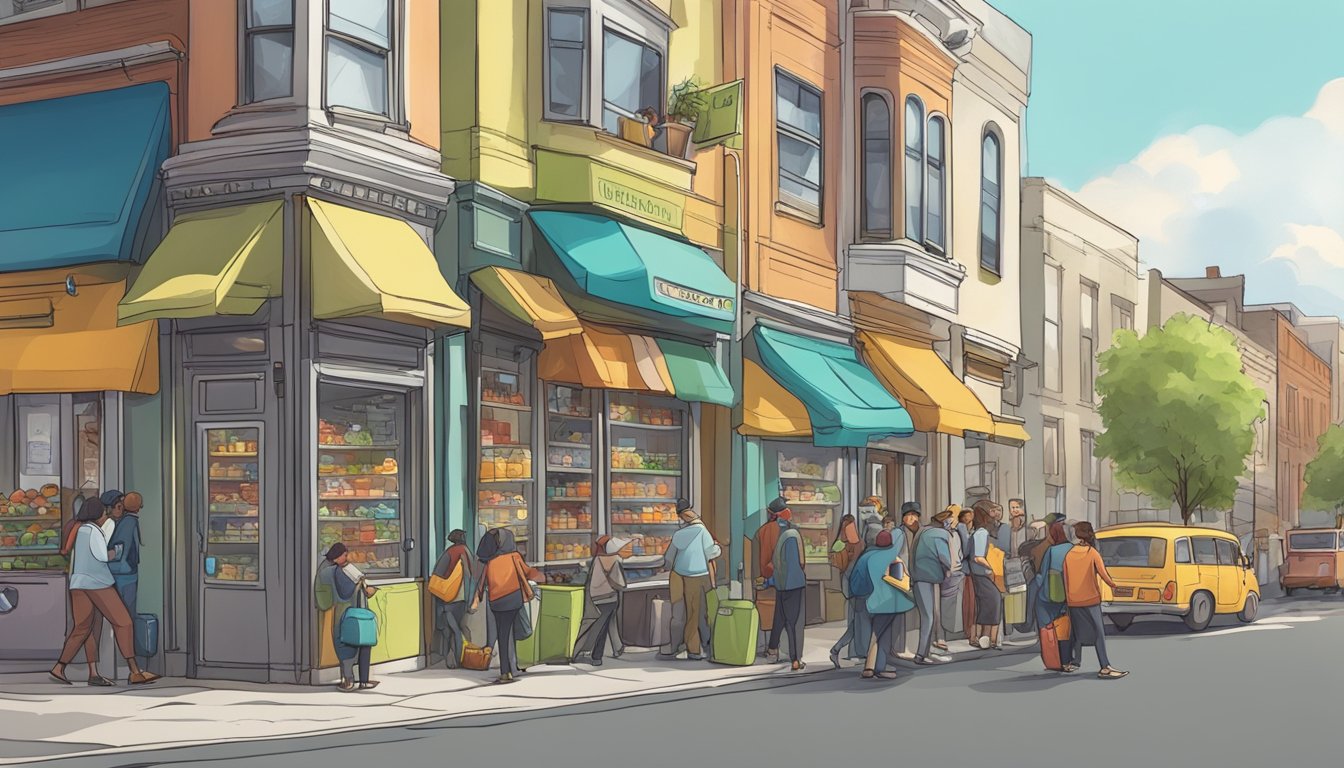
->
[750,325,914,447]
[529,210,735,334]
[0,83,171,272]
[658,338,734,407]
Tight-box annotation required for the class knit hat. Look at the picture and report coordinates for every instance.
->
[676,497,694,513]
[875,530,894,548]
[767,497,789,517]
[901,501,921,517]
[100,489,124,507]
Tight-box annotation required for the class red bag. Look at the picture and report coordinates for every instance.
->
[1039,614,1072,671]
[461,643,493,671]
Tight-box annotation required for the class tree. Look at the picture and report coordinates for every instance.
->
[1095,313,1266,525]
[1303,425,1344,519]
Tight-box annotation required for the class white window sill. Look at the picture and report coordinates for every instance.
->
[774,201,822,226]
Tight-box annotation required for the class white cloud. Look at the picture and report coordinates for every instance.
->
[1073,78,1344,316]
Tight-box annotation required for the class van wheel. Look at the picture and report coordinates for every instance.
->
[1109,614,1134,632]
[1238,593,1258,623]
[1184,592,1214,632]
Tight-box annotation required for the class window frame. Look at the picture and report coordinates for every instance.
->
[774,66,824,223]
[1080,279,1099,403]
[1215,538,1240,566]
[859,90,893,240]
[543,6,590,122]
[241,0,296,105]
[1081,429,1100,489]
[1043,417,1061,478]
[924,113,947,253]
[1192,536,1219,565]
[1044,264,1062,393]
[902,94,925,243]
[978,126,1004,275]
[322,0,402,123]
[1174,537,1192,564]
[599,24,664,136]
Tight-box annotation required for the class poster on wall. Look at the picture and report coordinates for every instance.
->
[23,409,55,475]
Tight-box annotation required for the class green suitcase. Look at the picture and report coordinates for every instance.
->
[710,599,759,666]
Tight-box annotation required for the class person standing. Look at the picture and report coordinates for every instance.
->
[317,543,380,690]
[581,535,628,666]
[1007,499,1028,553]
[856,530,912,680]
[99,490,125,542]
[969,500,1004,650]
[912,507,953,664]
[50,497,159,687]
[107,492,143,627]
[956,506,977,644]
[766,509,807,670]
[932,505,960,654]
[827,513,864,669]
[431,530,471,669]
[893,502,921,661]
[1063,522,1128,679]
[663,499,721,661]
[472,528,536,684]
[754,497,785,653]
[1033,521,1073,667]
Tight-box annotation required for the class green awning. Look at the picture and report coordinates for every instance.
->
[529,210,735,334]
[657,338,734,407]
[750,325,914,447]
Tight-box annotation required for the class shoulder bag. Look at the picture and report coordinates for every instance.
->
[338,579,379,647]
[428,559,464,603]
[1047,549,1067,603]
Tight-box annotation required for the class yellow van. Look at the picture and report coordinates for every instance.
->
[1096,523,1259,632]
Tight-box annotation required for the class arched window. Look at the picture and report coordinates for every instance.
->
[926,115,946,250]
[861,93,892,237]
[979,129,1002,273]
[903,95,924,241]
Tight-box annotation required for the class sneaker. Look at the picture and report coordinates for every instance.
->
[685,654,704,662]
[914,656,939,666]
[929,653,952,663]
[895,651,916,661]
[977,636,992,649]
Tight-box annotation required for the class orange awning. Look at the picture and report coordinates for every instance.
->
[738,359,811,437]
[538,322,673,393]
[0,265,158,395]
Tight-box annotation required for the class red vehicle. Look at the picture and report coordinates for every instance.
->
[1280,527,1344,595]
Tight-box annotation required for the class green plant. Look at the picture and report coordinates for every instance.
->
[1095,313,1266,525]
[666,77,707,124]
[1303,425,1344,516]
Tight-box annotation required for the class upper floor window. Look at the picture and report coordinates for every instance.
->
[602,28,662,135]
[244,0,294,103]
[902,96,924,242]
[1044,264,1062,392]
[926,115,946,250]
[546,8,588,120]
[325,0,395,117]
[860,93,891,238]
[979,129,1003,274]
[775,69,823,220]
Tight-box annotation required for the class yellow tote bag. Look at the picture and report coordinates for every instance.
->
[428,559,464,602]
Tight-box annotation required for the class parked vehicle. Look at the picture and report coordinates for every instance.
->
[1096,523,1259,633]
[1280,528,1344,596]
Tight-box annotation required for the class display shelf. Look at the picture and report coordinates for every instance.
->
[318,495,400,502]
[210,452,258,458]
[547,466,592,474]
[477,504,528,510]
[0,514,62,522]
[480,400,532,413]
[0,545,60,553]
[610,497,678,503]
[796,523,831,530]
[478,443,531,450]
[548,441,591,450]
[546,496,593,502]
[315,473,399,480]
[785,500,840,507]
[208,476,258,483]
[546,527,594,534]
[317,515,400,522]
[610,521,681,527]
[548,410,592,419]
[318,444,400,451]
[609,422,682,432]
[479,479,531,485]
[778,472,834,481]
[608,468,681,476]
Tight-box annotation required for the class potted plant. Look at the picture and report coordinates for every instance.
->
[661,76,706,159]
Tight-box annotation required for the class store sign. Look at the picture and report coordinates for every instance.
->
[592,175,683,230]
[693,80,743,150]
[654,278,733,314]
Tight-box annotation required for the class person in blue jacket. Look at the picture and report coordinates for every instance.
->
[1033,521,1073,666]
[107,492,143,624]
[855,529,914,680]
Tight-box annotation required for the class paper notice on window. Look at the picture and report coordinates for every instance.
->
[23,410,54,474]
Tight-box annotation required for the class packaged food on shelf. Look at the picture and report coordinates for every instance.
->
[482,369,526,406]
[547,385,590,416]
[3,486,61,517]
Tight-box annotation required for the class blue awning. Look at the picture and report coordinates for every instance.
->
[0,83,171,272]
[750,325,914,447]
[529,210,735,334]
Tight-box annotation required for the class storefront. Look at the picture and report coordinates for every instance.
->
[466,208,735,651]
[118,187,469,682]
[0,83,169,664]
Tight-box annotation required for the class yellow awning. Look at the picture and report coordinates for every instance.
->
[118,201,283,325]
[308,198,471,328]
[469,267,581,339]
[857,330,998,437]
[992,417,1031,444]
[2,266,158,395]
[538,322,672,393]
[738,359,811,437]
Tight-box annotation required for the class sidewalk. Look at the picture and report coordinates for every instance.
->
[0,621,1036,765]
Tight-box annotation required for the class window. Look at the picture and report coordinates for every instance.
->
[545,8,587,120]
[1099,537,1167,568]
[244,0,294,103]
[602,28,662,134]
[1044,265,1062,392]
[1081,281,1098,401]
[1215,538,1240,566]
[1043,417,1061,477]
[1288,532,1337,551]
[776,70,823,219]
[903,96,924,242]
[1174,537,1192,564]
[860,93,892,238]
[325,0,394,117]
[1286,386,1298,434]
[1045,485,1063,519]
[926,116,946,249]
[1112,298,1134,334]
[1086,489,1100,523]
[1081,430,1099,487]
[979,129,1003,273]
[1192,537,1219,565]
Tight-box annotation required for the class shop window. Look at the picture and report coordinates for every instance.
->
[860,92,892,239]
[776,68,824,220]
[544,384,595,567]
[1086,489,1100,524]
[204,426,262,584]
[901,459,919,509]
[902,96,924,242]
[1081,430,1099,488]
[1112,297,1134,334]
[2,396,67,573]
[607,392,688,580]
[316,384,408,576]
[477,354,535,563]
[545,8,588,120]
[1045,484,1063,519]
[0,0,65,24]
[867,461,888,507]
[774,445,842,566]
[601,27,662,135]
[979,128,1003,274]
[243,0,294,103]
[325,0,396,118]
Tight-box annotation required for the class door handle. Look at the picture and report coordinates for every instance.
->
[197,531,205,553]
[403,537,415,553]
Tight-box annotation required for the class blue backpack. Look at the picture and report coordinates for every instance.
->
[848,558,874,598]
[339,607,379,647]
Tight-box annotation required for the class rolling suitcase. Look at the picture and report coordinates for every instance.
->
[710,600,760,666]
[134,613,158,658]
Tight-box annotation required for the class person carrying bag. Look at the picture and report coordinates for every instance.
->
[318,543,379,691]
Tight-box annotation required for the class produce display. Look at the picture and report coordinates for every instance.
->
[777,449,841,565]
[4,486,59,515]
[545,536,593,561]
[609,447,680,472]
[2,484,64,570]
[608,395,681,426]
[318,520,401,550]
[546,509,592,531]
[611,480,676,500]
[211,554,258,583]
[611,504,678,524]
[317,398,405,575]
[547,480,593,498]
[318,419,374,446]
[547,445,591,469]
[478,448,532,481]
[606,394,687,580]
[206,427,262,583]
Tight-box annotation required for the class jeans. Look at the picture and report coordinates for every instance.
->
[882,612,907,666]
[914,581,940,658]
[868,613,896,671]
[114,574,138,624]
[494,607,521,674]
[768,587,805,662]
[591,601,619,661]
[1068,604,1111,669]
[439,601,467,668]
[831,596,865,655]
[339,645,371,684]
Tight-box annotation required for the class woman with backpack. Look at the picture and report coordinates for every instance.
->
[471,528,536,684]
[431,530,472,668]
[1063,522,1129,679]
[1033,521,1072,668]
[316,543,379,691]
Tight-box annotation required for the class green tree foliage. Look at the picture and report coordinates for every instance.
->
[1095,313,1266,525]
[1303,425,1344,515]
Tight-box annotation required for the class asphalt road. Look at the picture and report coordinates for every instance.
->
[27,595,1344,768]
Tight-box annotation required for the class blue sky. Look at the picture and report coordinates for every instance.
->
[993,0,1344,316]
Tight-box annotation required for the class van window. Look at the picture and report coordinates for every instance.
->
[1215,539,1240,566]
[1098,536,1168,568]
[1192,537,1219,565]
[1174,538,1191,564]
[1289,532,1338,551]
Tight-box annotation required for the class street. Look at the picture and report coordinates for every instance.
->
[21,595,1342,768]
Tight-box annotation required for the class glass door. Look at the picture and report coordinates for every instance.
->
[775,445,843,567]
[544,384,595,569]
[476,359,535,561]
[204,425,262,584]
[607,392,687,582]
[316,384,407,577]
